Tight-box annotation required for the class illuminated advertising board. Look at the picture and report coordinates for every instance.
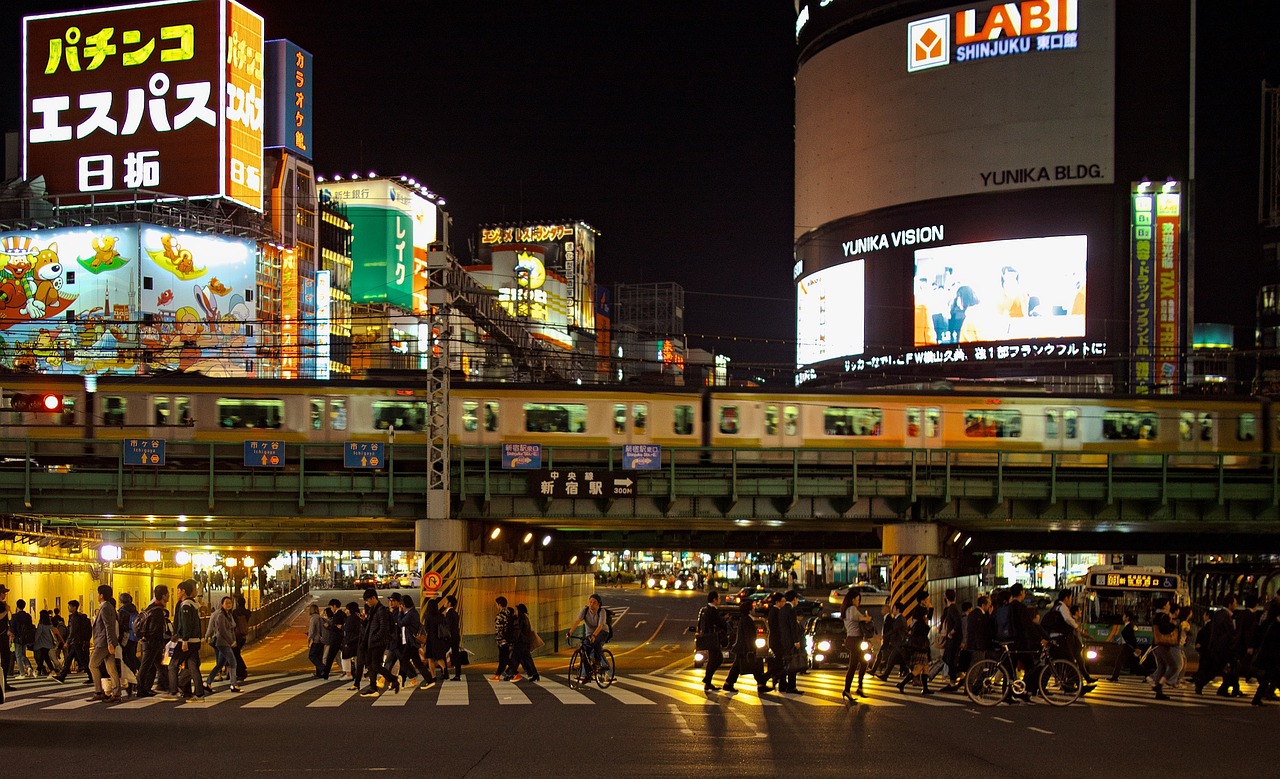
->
[1130,189,1155,391]
[466,245,574,351]
[1131,185,1182,393]
[280,247,298,378]
[0,223,256,375]
[320,180,417,308]
[795,0,1113,235]
[477,221,596,330]
[23,0,264,210]
[410,192,438,315]
[265,39,312,158]
[315,269,331,380]
[912,235,1087,347]
[796,260,865,367]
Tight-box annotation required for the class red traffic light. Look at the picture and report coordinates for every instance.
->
[9,393,64,413]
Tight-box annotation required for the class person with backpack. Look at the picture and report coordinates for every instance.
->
[116,593,141,681]
[492,596,514,682]
[696,590,726,692]
[567,593,612,683]
[33,610,57,677]
[53,599,92,685]
[135,584,170,698]
[1040,590,1095,691]
[204,595,241,693]
[9,598,34,679]
[165,579,206,701]
[86,584,121,703]
[498,599,524,682]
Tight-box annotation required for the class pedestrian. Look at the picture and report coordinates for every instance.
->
[696,590,726,692]
[86,584,121,702]
[897,595,935,696]
[116,593,141,683]
[232,594,252,683]
[841,589,872,699]
[166,579,206,701]
[1232,593,1261,693]
[53,599,91,685]
[511,603,540,681]
[492,596,513,681]
[1195,594,1239,696]
[1150,598,1178,700]
[775,591,803,694]
[321,598,345,680]
[306,603,326,678]
[10,598,34,679]
[443,595,463,681]
[395,594,431,687]
[965,595,992,668]
[357,588,397,697]
[33,610,56,676]
[339,602,360,682]
[136,584,170,698]
[0,584,12,690]
[874,601,909,681]
[1166,605,1192,688]
[1250,597,1280,706]
[204,595,241,692]
[423,597,451,684]
[939,589,963,691]
[1007,584,1041,700]
[723,599,769,695]
[1107,610,1141,682]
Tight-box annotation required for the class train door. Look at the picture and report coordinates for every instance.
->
[612,402,651,444]
[1044,408,1082,460]
[461,399,501,446]
[905,407,942,454]
[762,404,801,449]
[309,397,348,443]
[1177,410,1215,458]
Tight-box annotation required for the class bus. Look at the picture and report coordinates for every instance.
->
[1068,565,1186,670]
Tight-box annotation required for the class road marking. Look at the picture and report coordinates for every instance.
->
[1028,727,1054,735]
[308,683,361,708]
[657,674,783,707]
[117,673,292,709]
[487,677,531,705]
[43,695,109,710]
[635,621,647,629]
[0,696,54,711]
[617,676,716,705]
[993,716,1014,723]
[372,681,418,707]
[437,678,469,706]
[668,703,693,736]
[532,677,594,704]
[241,677,330,709]
[570,677,655,705]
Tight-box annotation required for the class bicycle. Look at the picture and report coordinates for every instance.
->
[566,634,616,688]
[965,641,1083,707]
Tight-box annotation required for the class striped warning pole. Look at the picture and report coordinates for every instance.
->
[419,551,459,606]
[889,554,929,616]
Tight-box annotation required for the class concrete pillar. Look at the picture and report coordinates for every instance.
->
[882,523,939,616]
[415,519,466,607]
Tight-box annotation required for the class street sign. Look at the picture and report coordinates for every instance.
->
[124,439,165,466]
[502,443,542,469]
[623,444,661,470]
[423,571,443,591]
[344,441,384,469]
[528,469,635,499]
[244,440,285,468]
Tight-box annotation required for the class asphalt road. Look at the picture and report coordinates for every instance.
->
[3,588,1274,778]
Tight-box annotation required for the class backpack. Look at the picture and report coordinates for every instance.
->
[20,616,36,647]
[579,606,615,640]
[995,603,1016,641]
[121,610,139,643]
[1040,604,1066,635]
[503,608,521,644]
[437,618,451,643]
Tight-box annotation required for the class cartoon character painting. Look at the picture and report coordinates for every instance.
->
[76,235,130,273]
[0,236,77,324]
[148,234,207,280]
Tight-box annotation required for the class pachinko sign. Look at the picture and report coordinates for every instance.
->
[907,0,1079,73]
[23,0,264,210]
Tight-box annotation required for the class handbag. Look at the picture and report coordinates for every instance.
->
[454,647,470,666]
[530,630,545,650]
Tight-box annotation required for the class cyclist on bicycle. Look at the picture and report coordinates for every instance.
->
[567,593,611,681]
[1041,589,1096,694]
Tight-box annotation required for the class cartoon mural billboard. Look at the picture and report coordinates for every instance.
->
[0,224,256,376]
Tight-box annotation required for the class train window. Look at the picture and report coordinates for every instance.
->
[1198,413,1213,442]
[1045,410,1058,439]
[784,406,798,435]
[633,404,647,433]
[824,407,883,436]
[765,406,779,435]
[1238,413,1257,442]
[176,397,192,426]
[330,400,347,431]
[154,397,170,426]
[674,405,694,436]
[719,406,740,435]
[311,400,324,431]
[1103,411,1158,441]
[614,404,627,434]
[963,410,1022,438]
[102,396,126,426]
[1179,412,1194,442]
[483,402,498,432]
[372,401,426,431]
[1064,409,1078,439]
[525,403,587,433]
[217,398,283,429]
[463,401,479,432]
[926,409,939,437]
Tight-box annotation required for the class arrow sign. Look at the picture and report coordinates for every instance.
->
[614,478,633,488]
[244,441,285,468]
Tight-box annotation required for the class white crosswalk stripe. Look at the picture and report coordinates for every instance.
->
[532,677,594,704]
[371,681,419,706]
[240,677,331,709]
[487,676,532,704]
[437,678,469,705]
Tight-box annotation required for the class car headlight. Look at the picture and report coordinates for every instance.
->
[755,637,767,649]
[647,578,656,588]
[814,654,825,663]
[863,653,874,662]
[694,651,706,662]
[817,640,831,652]
[860,640,870,652]
[1086,648,1099,661]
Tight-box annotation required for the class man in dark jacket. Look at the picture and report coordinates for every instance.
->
[444,595,462,681]
[775,591,803,694]
[1195,594,1239,696]
[965,595,992,665]
[136,585,170,697]
[1107,610,1141,682]
[320,598,344,680]
[358,589,397,697]
[1007,584,1042,698]
[0,584,13,689]
[87,584,121,702]
[165,579,205,701]
[10,598,34,679]
[940,589,964,690]
[53,599,92,685]
[696,590,726,691]
[116,593,141,679]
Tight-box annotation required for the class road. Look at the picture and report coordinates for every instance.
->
[2,588,1274,777]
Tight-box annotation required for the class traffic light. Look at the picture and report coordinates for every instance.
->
[9,393,63,413]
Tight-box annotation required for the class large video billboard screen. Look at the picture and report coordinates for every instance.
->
[796,260,865,367]
[912,235,1087,346]
[0,223,257,375]
[795,0,1114,238]
[22,0,264,210]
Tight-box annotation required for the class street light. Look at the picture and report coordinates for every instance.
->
[489,527,502,540]
[99,544,122,561]
[522,532,534,545]
[143,550,161,563]
[175,550,191,566]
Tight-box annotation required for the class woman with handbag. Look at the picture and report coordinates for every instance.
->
[1150,598,1179,700]
[896,597,935,696]
[841,590,873,700]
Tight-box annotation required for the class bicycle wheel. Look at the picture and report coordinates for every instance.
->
[568,649,583,687]
[596,649,616,688]
[1039,659,1083,706]
[965,659,1009,707]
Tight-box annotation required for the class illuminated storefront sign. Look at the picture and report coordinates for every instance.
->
[315,269,331,380]
[23,0,264,210]
[280,247,298,379]
[480,224,574,244]
[265,39,312,159]
[477,221,595,330]
[1131,185,1179,393]
[906,0,1079,73]
[410,191,437,315]
[321,180,417,308]
[1154,189,1181,391]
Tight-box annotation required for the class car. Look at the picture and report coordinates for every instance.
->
[722,586,763,607]
[692,613,768,668]
[354,572,380,589]
[394,571,421,588]
[828,583,889,608]
[803,616,852,669]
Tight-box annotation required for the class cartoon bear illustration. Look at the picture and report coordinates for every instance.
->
[26,242,64,319]
[0,250,35,318]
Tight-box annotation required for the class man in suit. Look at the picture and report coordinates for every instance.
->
[697,590,725,691]
[444,595,462,681]
[1107,610,1140,682]
[1195,594,1238,696]
[777,591,804,695]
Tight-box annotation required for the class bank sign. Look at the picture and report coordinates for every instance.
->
[907,0,1079,73]
[23,0,264,210]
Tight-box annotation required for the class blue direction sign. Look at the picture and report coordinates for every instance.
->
[502,443,542,469]
[124,439,165,466]
[344,441,384,469]
[244,440,286,468]
[623,444,661,470]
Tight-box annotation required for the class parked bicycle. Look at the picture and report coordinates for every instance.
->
[965,640,1083,706]
[567,634,616,688]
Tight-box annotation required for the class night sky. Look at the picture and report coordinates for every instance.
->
[2,1,1277,380]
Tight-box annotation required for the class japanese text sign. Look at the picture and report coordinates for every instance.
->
[124,438,165,465]
[344,441,383,469]
[243,440,284,467]
[502,443,542,470]
[623,444,661,471]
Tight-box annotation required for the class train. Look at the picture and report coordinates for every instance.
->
[0,373,1273,466]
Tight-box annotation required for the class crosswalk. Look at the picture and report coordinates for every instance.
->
[1,670,1274,713]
